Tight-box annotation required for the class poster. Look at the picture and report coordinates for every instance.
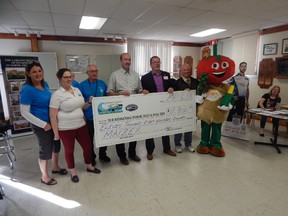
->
[0,56,38,134]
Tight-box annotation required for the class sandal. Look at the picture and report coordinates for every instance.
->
[41,178,57,186]
[52,168,68,175]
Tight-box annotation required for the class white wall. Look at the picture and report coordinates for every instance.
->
[0,39,31,55]
[39,41,126,83]
[172,46,201,78]
[219,31,288,106]
[256,30,288,105]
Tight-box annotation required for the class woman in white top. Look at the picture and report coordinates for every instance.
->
[50,68,101,183]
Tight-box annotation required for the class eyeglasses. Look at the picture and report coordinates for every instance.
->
[62,76,73,79]
[88,70,98,73]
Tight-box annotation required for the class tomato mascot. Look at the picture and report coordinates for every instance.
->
[196,45,235,157]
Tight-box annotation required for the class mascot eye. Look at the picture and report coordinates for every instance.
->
[222,61,229,69]
[211,62,219,70]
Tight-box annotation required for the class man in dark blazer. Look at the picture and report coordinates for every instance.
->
[141,56,176,160]
[173,64,199,153]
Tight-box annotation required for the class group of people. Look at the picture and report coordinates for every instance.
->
[20,55,281,185]
[20,53,199,184]
[227,62,281,136]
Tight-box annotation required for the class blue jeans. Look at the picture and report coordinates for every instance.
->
[260,116,279,129]
[174,132,192,147]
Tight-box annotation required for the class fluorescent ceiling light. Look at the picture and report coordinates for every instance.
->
[190,28,226,37]
[79,16,107,30]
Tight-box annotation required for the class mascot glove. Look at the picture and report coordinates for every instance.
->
[217,103,233,111]
[195,95,204,104]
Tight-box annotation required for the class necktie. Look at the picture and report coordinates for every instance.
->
[186,78,191,85]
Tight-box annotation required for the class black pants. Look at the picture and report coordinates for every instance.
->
[86,120,107,159]
[116,142,137,159]
[146,135,171,154]
[227,97,246,122]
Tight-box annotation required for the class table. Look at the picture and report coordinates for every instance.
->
[281,104,288,110]
[248,108,288,153]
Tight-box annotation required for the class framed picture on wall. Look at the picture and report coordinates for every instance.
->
[282,38,288,54]
[66,55,90,73]
[263,43,278,55]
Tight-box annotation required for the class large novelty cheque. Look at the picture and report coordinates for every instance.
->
[92,91,196,147]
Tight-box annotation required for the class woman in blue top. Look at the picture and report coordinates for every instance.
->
[20,61,67,186]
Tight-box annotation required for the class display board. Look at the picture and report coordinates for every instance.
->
[0,56,38,134]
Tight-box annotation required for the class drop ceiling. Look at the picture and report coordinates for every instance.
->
[0,0,288,43]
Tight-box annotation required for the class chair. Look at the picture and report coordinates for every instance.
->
[0,120,16,199]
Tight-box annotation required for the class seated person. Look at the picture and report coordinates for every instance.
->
[257,85,281,136]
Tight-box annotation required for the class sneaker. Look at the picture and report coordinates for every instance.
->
[186,146,195,153]
[175,146,182,153]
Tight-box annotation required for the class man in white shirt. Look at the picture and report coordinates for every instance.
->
[107,53,147,165]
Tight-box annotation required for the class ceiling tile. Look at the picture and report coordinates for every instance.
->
[49,0,86,15]
[100,19,131,33]
[159,8,205,25]
[0,9,26,25]
[0,25,9,33]
[19,11,53,27]
[11,0,50,12]
[136,3,180,23]
[52,14,82,28]
[83,0,122,18]
[0,0,16,9]
[111,0,154,20]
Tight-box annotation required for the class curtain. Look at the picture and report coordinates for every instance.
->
[127,39,172,76]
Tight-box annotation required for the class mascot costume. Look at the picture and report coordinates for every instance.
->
[196,45,235,157]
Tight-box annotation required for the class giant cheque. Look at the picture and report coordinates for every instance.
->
[92,91,196,147]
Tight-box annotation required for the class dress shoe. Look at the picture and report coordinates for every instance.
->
[120,157,129,165]
[71,175,79,183]
[129,155,141,162]
[147,154,153,160]
[87,168,101,174]
[99,156,111,163]
[164,150,176,156]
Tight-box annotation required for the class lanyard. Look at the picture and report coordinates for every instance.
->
[88,79,98,97]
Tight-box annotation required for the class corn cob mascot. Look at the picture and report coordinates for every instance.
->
[196,45,235,157]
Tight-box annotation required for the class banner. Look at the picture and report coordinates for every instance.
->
[92,91,196,147]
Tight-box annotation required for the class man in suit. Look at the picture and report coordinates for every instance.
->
[141,56,176,160]
[173,64,199,153]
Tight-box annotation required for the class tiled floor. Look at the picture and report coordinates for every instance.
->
[1,121,288,216]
